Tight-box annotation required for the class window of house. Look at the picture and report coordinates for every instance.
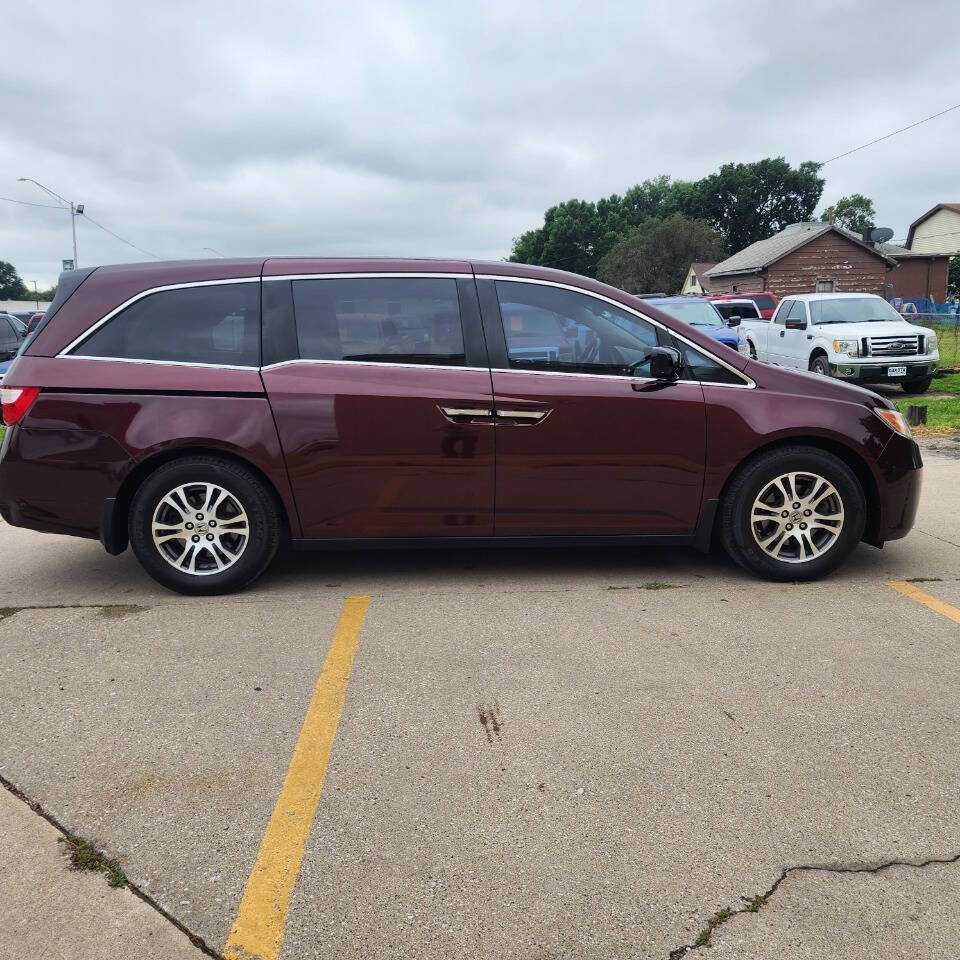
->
[292,277,465,365]
[496,280,659,377]
[815,279,835,292]
[75,282,260,366]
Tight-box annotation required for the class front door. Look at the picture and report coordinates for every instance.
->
[479,278,707,536]
[262,273,495,539]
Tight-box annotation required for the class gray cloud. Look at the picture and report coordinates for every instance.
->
[2,0,959,287]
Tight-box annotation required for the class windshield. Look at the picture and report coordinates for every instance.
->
[809,297,904,326]
[652,300,722,327]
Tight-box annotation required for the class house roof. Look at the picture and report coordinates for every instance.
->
[691,261,717,279]
[705,222,899,278]
[905,203,960,248]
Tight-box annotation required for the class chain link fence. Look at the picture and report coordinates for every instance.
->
[913,313,960,369]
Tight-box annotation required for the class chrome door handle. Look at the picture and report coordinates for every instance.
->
[495,409,548,421]
[440,406,493,417]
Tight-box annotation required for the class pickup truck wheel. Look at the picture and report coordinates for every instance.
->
[720,446,866,581]
[901,377,932,394]
[809,354,831,377]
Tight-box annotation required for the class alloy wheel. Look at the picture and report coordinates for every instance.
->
[750,471,844,563]
[151,482,249,575]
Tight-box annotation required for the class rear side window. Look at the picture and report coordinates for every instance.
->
[751,295,775,309]
[291,277,465,365]
[75,282,260,366]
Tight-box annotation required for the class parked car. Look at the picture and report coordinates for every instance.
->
[738,292,940,393]
[0,314,23,363]
[709,291,780,320]
[710,298,764,357]
[642,296,750,356]
[0,260,921,593]
[24,311,45,335]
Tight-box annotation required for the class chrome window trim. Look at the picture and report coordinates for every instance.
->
[261,358,486,374]
[58,277,261,358]
[479,274,756,389]
[56,354,258,371]
[264,272,473,281]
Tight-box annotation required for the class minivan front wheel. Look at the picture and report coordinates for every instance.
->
[720,446,866,581]
[129,456,281,595]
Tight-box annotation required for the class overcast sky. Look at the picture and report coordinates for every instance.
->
[2,0,959,289]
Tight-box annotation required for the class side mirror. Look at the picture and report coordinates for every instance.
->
[726,314,742,327]
[784,317,807,330]
[646,346,683,381]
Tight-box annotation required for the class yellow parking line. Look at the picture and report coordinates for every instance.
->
[224,595,371,960]
[887,580,960,625]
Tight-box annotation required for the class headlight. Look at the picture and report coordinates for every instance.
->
[874,408,912,438]
[737,342,750,356]
[928,333,938,355]
[833,339,860,357]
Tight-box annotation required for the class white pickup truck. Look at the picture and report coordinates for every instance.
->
[738,292,940,394]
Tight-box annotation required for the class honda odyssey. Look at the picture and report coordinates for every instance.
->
[0,259,922,594]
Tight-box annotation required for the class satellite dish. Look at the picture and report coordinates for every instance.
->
[870,227,894,244]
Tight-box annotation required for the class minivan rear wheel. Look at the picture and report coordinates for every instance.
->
[129,456,281,595]
[720,446,866,581]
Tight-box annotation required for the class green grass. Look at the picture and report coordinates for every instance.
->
[927,321,960,369]
[931,370,960,394]
[58,834,127,888]
[895,395,960,432]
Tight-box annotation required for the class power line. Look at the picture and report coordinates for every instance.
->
[79,212,162,260]
[0,195,64,210]
[820,102,960,166]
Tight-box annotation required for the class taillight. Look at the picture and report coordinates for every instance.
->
[1,387,40,425]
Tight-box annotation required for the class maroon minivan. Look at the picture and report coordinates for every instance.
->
[0,258,921,594]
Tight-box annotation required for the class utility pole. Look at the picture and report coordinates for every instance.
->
[17,178,84,268]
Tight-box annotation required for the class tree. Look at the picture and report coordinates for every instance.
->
[509,158,824,276]
[596,215,728,294]
[949,257,960,299]
[692,158,825,252]
[819,193,877,234]
[0,261,27,300]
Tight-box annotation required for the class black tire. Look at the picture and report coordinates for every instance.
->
[809,354,831,377]
[901,377,932,394]
[720,446,866,582]
[128,455,281,595]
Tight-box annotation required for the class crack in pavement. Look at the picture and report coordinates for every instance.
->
[668,851,960,957]
[0,772,225,960]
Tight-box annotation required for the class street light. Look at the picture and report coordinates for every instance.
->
[17,178,84,268]
[202,247,225,258]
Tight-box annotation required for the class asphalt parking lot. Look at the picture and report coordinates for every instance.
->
[2,452,959,959]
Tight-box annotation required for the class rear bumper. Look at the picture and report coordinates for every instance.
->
[875,433,923,543]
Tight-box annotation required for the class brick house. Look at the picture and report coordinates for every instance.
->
[705,222,950,302]
[704,223,898,297]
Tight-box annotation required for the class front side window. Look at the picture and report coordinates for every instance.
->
[787,300,808,324]
[496,281,658,377]
[774,300,793,325]
[292,277,465,365]
[76,282,260,366]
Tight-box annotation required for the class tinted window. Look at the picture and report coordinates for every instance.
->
[78,283,260,366]
[0,318,19,354]
[773,300,793,325]
[292,277,465,365]
[787,300,807,323]
[496,281,658,377]
[680,345,745,385]
[751,295,775,309]
[714,302,760,321]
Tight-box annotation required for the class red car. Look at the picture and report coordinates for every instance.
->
[0,258,920,594]
[709,291,780,320]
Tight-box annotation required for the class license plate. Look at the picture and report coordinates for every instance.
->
[887,366,907,377]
